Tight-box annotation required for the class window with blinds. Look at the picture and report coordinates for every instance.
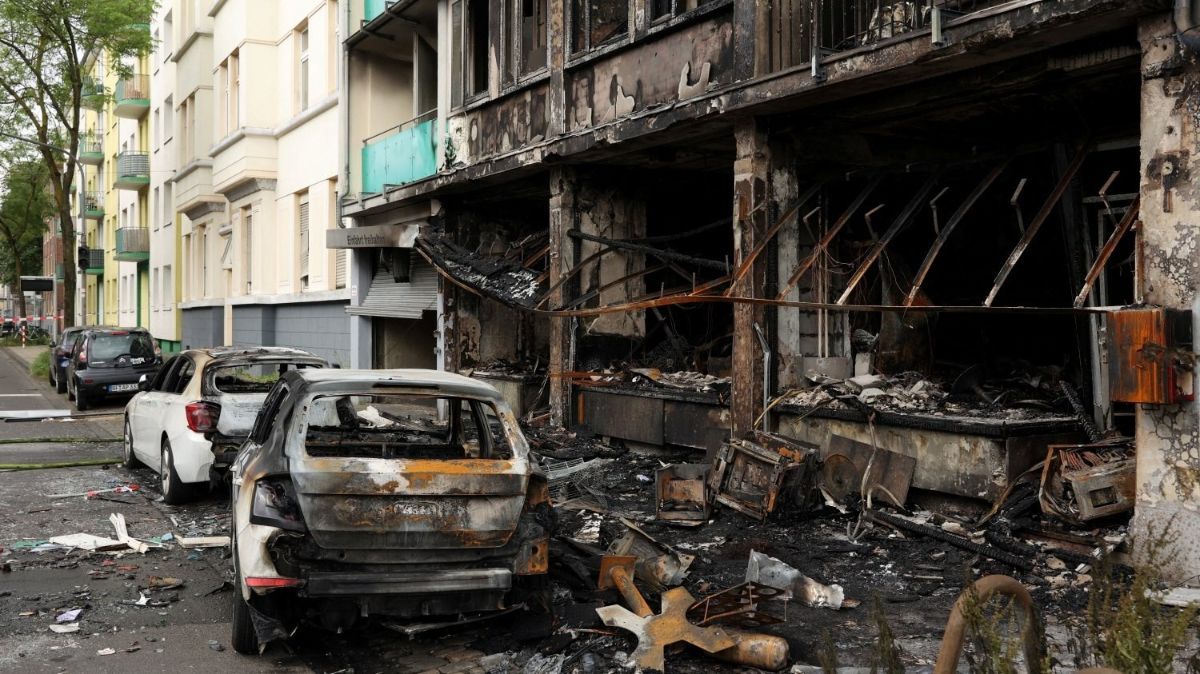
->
[298,193,310,289]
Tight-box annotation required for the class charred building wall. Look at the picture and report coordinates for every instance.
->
[342,0,1200,577]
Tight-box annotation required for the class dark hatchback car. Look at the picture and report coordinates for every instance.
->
[48,326,103,394]
[67,328,162,411]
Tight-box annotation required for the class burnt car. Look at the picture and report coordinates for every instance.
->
[123,347,328,504]
[229,369,551,654]
[66,327,162,411]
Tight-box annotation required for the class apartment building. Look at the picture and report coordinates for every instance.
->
[76,41,152,329]
[149,4,182,352]
[338,0,1200,579]
[167,0,348,365]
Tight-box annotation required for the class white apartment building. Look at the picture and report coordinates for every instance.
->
[149,5,180,350]
[166,0,348,364]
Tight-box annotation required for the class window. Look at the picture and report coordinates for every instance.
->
[162,183,172,228]
[571,0,628,54]
[219,50,239,136]
[241,205,253,293]
[162,12,173,61]
[199,226,209,297]
[163,265,173,309]
[297,192,310,289]
[465,0,488,96]
[178,95,194,164]
[152,187,160,231]
[153,107,160,148]
[515,0,547,75]
[328,0,339,91]
[163,95,173,141]
[297,24,310,112]
[650,0,714,22]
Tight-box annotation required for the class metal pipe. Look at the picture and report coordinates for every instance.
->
[754,323,771,432]
[934,575,1045,674]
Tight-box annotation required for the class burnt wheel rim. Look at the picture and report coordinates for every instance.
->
[123,423,133,462]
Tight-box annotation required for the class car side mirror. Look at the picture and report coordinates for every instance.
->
[138,374,151,391]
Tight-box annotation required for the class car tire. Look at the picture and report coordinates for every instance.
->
[66,379,75,401]
[55,367,66,394]
[123,420,142,469]
[160,439,191,505]
[231,541,260,655]
[47,363,55,387]
[75,387,90,412]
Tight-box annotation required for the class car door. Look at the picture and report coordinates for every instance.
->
[130,357,181,464]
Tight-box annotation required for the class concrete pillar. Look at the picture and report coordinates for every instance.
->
[548,167,578,426]
[731,118,770,435]
[1132,13,1200,580]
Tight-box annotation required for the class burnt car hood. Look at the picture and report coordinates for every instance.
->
[289,455,531,551]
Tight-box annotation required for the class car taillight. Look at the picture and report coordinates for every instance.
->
[245,577,304,589]
[184,401,220,433]
[250,477,307,532]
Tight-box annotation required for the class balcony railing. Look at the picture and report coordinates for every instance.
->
[78,133,103,165]
[83,249,106,275]
[115,227,150,262]
[114,74,150,118]
[115,151,150,190]
[364,0,389,23]
[770,0,1003,71]
[361,115,438,194]
[81,78,106,110]
[82,191,104,219]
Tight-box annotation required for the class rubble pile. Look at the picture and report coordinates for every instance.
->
[784,366,1076,422]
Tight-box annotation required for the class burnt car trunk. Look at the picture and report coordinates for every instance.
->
[291,457,530,550]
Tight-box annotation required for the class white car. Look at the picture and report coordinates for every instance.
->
[123,347,328,503]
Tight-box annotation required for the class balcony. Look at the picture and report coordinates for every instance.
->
[78,133,103,165]
[364,0,389,23]
[115,227,150,262]
[114,74,150,118]
[82,191,104,220]
[764,0,1009,70]
[114,152,150,190]
[81,78,106,110]
[83,249,106,275]
[361,117,438,194]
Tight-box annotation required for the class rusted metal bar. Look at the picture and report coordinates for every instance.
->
[835,173,940,305]
[535,245,614,309]
[776,176,882,300]
[903,161,1010,307]
[566,229,729,272]
[725,184,822,297]
[565,264,667,309]
[982,147,1088,307]
[934,576,1044,674]
[522,243,550,268]
[1073,197,1140,308]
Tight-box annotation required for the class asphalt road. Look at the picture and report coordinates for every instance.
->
[0,347,510,674]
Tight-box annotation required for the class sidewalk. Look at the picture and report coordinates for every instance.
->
[1,346,123,438]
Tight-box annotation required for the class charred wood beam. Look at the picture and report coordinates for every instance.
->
[903,161,1011,307]
[565,229,730,272]
[536,245,614,309]
[565,264,668,309]
[982,146,1089,307]
[1073,197,1140,308]
[836,173,940,305]
[778,177,881,301]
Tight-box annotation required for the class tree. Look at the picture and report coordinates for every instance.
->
[0,156,52,319]
[0,0,155,327]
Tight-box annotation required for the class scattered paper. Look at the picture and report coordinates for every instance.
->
[49,623,79,634]
[56,609,82,623]
[97,648,116,656]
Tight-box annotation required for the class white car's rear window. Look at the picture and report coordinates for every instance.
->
[210,361,322,394]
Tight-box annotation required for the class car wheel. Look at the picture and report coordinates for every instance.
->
[55,367,66,394]
[75,387,90,412]
[160,440,191,505]
[231,537,260,655]
[47,363,55,386]
[123,420,142,469]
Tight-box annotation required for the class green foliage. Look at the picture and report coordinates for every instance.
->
[1070,522,1200,673]
[0,156,52,292]
[818,629,840,674]
[29,349,48,378]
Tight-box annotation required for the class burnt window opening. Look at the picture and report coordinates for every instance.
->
[518,0,548,75]
[378,248,413,283]
[465,0,489,96]
[571,0,628,55]
[650,0,717,23]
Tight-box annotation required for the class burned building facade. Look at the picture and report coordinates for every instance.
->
[339,0,1200,578]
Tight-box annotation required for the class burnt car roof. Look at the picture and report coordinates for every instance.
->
[282,368,506,403]
[182,346,324,360]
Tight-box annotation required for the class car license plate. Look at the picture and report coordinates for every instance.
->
[108,383,139,393]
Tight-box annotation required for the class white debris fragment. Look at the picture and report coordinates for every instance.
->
[746,550,845,610]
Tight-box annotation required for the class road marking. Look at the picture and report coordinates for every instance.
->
[0,394,42,397]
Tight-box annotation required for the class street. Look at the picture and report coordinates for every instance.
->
[0,347,506,674]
